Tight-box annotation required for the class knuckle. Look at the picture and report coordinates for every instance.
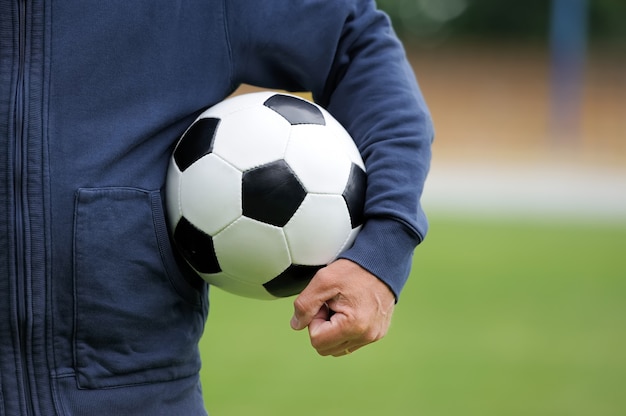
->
[351,321,369,336]
[314,267,333,284]
[351,323,384,344]
[363,328,382,343]
[292,297,303,312]
[309,336,326,352]
[292,296,307,313]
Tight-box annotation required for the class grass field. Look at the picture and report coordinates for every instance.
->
[199,215,626,416]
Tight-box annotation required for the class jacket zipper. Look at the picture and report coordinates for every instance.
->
[15,0,35,414]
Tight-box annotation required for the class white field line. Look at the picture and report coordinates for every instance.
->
[422,161,626,224]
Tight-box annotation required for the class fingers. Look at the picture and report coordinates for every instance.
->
[290,269,336,331]
[290,259,396,357]
[304,302,362,356]
[315,340,362,357]
[308,298,384,357]
[307,310,366,357]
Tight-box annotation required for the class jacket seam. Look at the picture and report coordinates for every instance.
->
[221,0,236,91]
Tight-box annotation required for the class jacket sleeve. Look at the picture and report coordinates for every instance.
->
[224,0,434,299]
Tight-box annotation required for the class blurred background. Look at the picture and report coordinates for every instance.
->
[200,1,626,415]
[383,0,626,223]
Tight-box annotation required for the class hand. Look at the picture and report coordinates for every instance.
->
[290,259,396,357]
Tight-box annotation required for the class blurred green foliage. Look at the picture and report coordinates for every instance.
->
[376,0,626,43]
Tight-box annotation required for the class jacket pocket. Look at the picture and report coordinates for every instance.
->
[73,187,206,389]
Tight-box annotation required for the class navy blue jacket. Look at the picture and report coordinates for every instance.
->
[0,0,433,414]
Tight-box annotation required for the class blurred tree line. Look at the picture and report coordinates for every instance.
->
[377,0,626,44]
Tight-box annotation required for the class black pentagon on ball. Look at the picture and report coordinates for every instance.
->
[173,216,221,274]
[242,160,307,227]
[343,163,367,228]
[263,94,325,126]
[174,117,220,172]
[263,264,322,297]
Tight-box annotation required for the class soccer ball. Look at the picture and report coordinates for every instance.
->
[165,92,366,300]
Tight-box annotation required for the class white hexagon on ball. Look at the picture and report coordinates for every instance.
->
[211,105,292,172]
[284,194,353,265]
[319,107,366,171]
[180,153,242,236]
[199,91,278,120]
[285,124,352,194]
[213,216,292,285]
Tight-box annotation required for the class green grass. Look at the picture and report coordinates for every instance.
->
[199,215,626,416]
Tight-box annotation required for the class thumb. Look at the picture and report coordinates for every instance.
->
[290,276,333,330]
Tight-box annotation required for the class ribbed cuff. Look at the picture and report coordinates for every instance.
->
[338,217,422,301]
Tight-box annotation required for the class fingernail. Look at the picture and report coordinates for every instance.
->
[290,316,300,330]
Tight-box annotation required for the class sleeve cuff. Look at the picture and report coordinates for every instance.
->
[338,217,423,301]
